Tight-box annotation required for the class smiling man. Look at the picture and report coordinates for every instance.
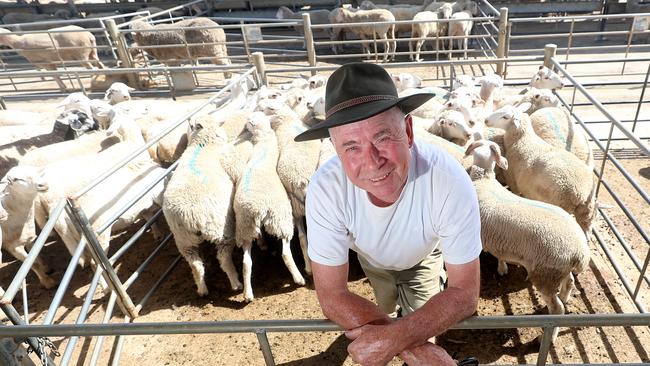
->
[295,62,481,366]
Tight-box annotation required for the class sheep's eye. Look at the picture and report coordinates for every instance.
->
[297,97,302,102]
[469,120,475,127]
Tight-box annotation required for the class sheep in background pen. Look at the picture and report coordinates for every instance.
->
[234,112,306,302]
[359,1,421,39]
[530,66,564,90]
[162,119,241,297]
[466,145,590,343]
[486,104,596,236]
[129,17,231,78]
[0,26,104,90]
[330,7,396,63]
[447,1,479,59]
[275,6,332,45]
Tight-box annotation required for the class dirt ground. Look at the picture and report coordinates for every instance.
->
[1,38,649,366]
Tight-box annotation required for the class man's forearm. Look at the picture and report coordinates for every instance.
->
[319,289,391,330]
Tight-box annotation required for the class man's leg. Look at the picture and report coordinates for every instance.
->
[357,254,399,314]
[394,248,446,316]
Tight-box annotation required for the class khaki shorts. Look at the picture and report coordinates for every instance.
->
[358,248,447,316]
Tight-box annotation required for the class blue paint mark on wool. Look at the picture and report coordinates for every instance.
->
[241,146,267,193]
[188,144,208,183]
[543,109,566,145]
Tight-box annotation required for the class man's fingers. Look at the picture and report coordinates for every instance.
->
[345,327,362,340]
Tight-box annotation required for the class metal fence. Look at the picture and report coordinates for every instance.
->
[0,51,648,365]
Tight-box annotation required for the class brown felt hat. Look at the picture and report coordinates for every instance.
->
[294,62,433,142]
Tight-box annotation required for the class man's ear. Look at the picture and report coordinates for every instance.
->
[404,114,414,147]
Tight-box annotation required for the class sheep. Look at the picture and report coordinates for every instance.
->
[359,1,421,38]
[0,26,104,90]
[409,11,440,62]
[104,82,135,105]
[423,0,477,14]
[488,104,593,167]
[0,171,56,289]
[452,74,476,90]
[486,104,596,235]
[162,120,241,297]
[530,66,564,90]
[275,6,332,42]
[261,101,321,276]
[330,7,396,63]
[391,72,422,92]
[435,108,473,145]
[129,17,231,78]
[0,111,98,180]
[2,10,71,27]
[399,86,447,119]
[234,111,306,301]
[448,7,476,59]
[467,158,590,342]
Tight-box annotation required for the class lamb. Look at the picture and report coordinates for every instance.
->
[162,120,241,297]
[409,11,440,62]
[399,86,447,119]
[234,112,306,301]
[467,155,590,342]
[330,7,396,63]
[0,111,98,179]
[487,104,596,235]
[391,72,422,92]
[530,66,564,90]
[261,101,321,276]
[448,6,476,59]
[275,6,332,41]
[129,17,231,78]
[104,82,135,105]
[0,171,56,289]
[435,108,473,145]
[0,26,104,90]
[359,1,421,38]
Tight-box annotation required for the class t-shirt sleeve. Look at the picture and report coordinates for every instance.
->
[435,162,482,265]
[305,169,351,267]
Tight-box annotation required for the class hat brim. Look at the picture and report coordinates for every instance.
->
[294,92,434,142]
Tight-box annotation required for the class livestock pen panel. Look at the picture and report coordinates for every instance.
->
[0,53,649,365]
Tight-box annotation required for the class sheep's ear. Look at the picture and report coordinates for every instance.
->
[128,87,136,92]
[538,65,544,70]
[464,141,482,157]
[489,144,508,170]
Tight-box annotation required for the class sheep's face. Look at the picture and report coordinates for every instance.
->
[246,112,272,135]
[56,110,97,138]
[533,90,558,108]
[453,75,475,89]
[441,113,472,140]
[530,66,564,90]
[308,75,327,90]
[306,94,325,116]
[329,107,413,207]
[485,106,514,130]
[3,166,49,196]
[104,82,133,104]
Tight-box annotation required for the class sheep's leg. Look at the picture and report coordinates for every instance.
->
[497,259,508,275]
[463,37,468,60]
[216,243,242,291]
[539,290,565,343]
[559,273,575,305]
[179,245,209,297]
[415,38,426,62]
[295,217,311,275]
[281,238,305,286]
[4,244,56,289]
[408,37,415,61]
[380,36,389,63]
[242,241,254,302]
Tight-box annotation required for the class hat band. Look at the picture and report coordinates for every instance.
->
[326,95,397,118]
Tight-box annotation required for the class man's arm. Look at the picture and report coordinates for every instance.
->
[345,258,480,364]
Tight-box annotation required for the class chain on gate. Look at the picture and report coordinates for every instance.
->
[24,336,59,366]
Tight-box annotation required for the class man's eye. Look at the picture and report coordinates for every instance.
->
[345,146,358,153]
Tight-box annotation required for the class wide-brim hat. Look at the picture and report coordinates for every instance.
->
[294,62,434,142]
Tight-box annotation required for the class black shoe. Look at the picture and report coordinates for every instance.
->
[457,356,479,366]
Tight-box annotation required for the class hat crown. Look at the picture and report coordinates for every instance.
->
[325,63,398,116]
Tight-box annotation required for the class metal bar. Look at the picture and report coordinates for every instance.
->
[303,13,316,76]
[635,247,650,299]
[21,281,28,325]
[510,13,650,22]
[496,8,508,76]
[0,288,56,365]
[256,330,276,366]
[598,178,650,251]
[0,200,66,304]
[632,62,650,133]
[622,16,637,74]
[66,198,138,319]
[552,58,650,156]
[536,326,555,366]
[109,317,130,366]
[1,314,649,337]
[134,255,181,313]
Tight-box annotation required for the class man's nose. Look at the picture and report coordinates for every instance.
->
[365,144,385,168]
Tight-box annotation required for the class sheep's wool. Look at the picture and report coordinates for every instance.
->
[306,140,482,270]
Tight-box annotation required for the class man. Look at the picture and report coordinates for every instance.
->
[295,62,481,365]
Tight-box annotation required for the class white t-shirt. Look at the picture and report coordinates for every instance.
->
[306,139,482,271]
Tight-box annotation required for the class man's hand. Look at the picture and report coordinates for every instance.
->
[345,323,399,366]
[399,342,456,366]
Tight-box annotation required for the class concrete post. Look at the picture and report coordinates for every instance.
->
[543,43,557,69]
[303,13,317,76]
[252,52,267,86]
[495,7,509,76]
[105,19,140,88]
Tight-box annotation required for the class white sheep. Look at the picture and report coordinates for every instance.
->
[435,108,473,145]
[486,104,596,235]
[467,158,590,343]
[530,66,564,90]
[162,120,241,297]
[359,1,421,38]
[275,6,332,42]
[448,4,477,59]
[409,11,439,62]
[399,86,447,119]
[0,26,104,90]
[452,74,477,90]
[104,82,135,105]
[391,72,422,92]
[330,7,396,63]
[234,111,306,301]
[130,17,231,78]
[0,171,56,289]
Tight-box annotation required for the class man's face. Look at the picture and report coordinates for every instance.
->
[329,107,414,207]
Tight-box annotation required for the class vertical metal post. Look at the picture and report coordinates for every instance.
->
[105,19,139,88]
[632,61,650,133]
[543,44,557,70]
[100,19,119,61]
[255,330,276,366]
[65,198,139,319]
[495,7,508,76]
[204,0,214,16]
[252,51,267,86]
[536,326,555,366]
[622,15,637,75]
[241,21,252,62]
[303,13,317,76]
[565,19,575,69]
